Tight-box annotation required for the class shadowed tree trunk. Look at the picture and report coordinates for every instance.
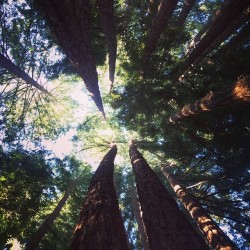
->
[185,0,249,66]
[96,0,117,90]
[70,144,128,250]
[26,181,76,250]
[192,12,250,67]
[176,0,196,27]
[131,187,150,250]
[0,53,49,94]
[161,165,238,250]
[129,140,209,250]
[36,0,105,116]
[168,76,250,123]
[141,0,178,74]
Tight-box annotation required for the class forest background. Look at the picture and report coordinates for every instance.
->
[0,0,249,249]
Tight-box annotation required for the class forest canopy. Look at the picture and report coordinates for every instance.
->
[0,0,249,249]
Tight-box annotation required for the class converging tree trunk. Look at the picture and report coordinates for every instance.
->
[131,187,150,250]
[70,144,128,250]
[129,140,209,250]
[176,0,196,27]
[185,0,249,66]
[96,0,117,89]
[141,0,178,74]
[26,181,76,250]
[161,165,238,250]
[36,0,105,116]
[0,53,49,94]
[168,76,250,123]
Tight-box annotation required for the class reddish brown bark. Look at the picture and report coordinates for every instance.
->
[142,0,178,73]
[70,144,128,250]
[185,0,249,66]
[96,0,117,86]
[161,166,238,250]
[131,188,150,250]
[129,141,209,250]
[26,182,75,250]
[36,0,105,116]
[169,76,250,123]
[0,53,49,94]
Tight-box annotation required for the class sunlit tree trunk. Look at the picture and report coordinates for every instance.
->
[96,0,117,89]
[168,76,250,123]
[26,181,76,250]
[129,141,209,250]
[141,0,178,74]
[131,187,150,250]
[36,0,105,116]
[0,53,48,93]
[185,0,249,66]
[70,144,128,250]
[161,165,238,250]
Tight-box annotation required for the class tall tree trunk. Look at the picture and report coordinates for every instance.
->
[192,12,250,67]
[168,76,250,123]
[129,140,209,250]
[185,0,249,66]
[141,0,178,74]
[26,181,76,250]
[96,0,117,90]
[36,0,105,116]
[70,144,128,250]
[131,187,150,250]
[0,53,49,94]
[161,165,238,250]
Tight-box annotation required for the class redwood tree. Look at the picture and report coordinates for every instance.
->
[26,181,76,250]
[0,53,49,94]
[36,0,105,115]
[161,165,238,250]
[70,144,128,250]
[129,141,209,250]
[168,76,250,123]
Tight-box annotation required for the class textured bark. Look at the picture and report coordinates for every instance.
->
[185,0,249,66]
[26,182,75,250]
[129,141,209,250]
[0,53,49,94]
[70,145,128,250]
[131,188,150,250]
[192,12,250,66]
[96,0,117,87]
[168,76,250,123]
[161,166,238,250]
[36,0,105,116]
[141,0,178,73]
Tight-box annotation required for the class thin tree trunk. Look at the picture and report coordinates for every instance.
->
[96,0,117,90]
[176,0,196,27]
[0,53,49,94]
[185,0,249,66]
[36,0,105,116]
[161,165,238,250]
[131,187,150,250]
[70,144,128,250]
[141,0,178,74]
[168,76,250,123]
[26,181,76,250]
[129,140,209,250]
